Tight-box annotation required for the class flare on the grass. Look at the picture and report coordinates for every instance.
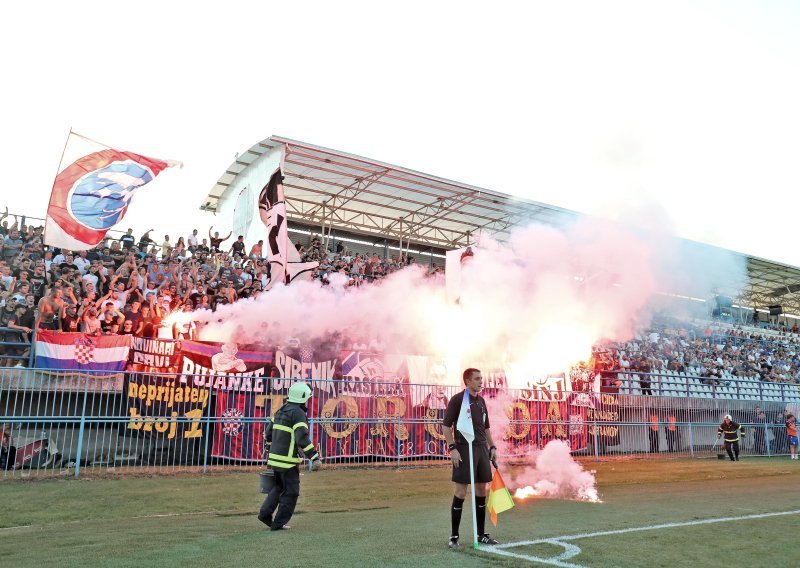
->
[488,468,515,526]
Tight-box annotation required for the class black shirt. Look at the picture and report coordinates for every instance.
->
[442,389,490,445]
[120,234,135,249]
[29,275,47,299]
[123,310,143,331]
[7,310,35,340]
[61,313,81,332]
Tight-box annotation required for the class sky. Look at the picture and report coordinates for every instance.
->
[3,1,800,265]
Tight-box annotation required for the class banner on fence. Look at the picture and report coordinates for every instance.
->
[35,331,131,374]
[128,337,182,373]
[124,373,211,441]
[178,341,275,461]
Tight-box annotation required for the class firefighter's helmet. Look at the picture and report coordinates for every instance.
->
[288,382,313,404]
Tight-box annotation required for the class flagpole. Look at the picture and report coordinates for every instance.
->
[467,443,478,549]
[43,127,73,246]
[70,130,117,151]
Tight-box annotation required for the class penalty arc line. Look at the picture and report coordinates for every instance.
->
[481,509,800,567]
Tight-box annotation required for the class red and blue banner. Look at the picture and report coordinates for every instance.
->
[45,133,177,250]
[35,331,131,373]
[177,340,275,462]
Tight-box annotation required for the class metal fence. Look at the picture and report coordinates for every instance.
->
[0,326,35,368]
[1,367,795,479]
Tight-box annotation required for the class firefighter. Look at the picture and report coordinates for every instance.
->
[258,382,321,531]
[717,414,745,461]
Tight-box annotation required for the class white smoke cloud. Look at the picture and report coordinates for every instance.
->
[186,215,745,387]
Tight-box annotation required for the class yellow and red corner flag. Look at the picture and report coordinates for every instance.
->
[488,468,515,526]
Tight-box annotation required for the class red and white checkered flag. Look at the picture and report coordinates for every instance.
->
[74,339,95,365]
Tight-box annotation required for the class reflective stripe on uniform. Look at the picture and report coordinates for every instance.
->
[272,424,296,458]
[268,454,301,467]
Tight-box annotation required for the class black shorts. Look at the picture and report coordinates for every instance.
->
[452,444,492,484]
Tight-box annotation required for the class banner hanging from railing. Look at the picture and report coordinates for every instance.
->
[36,331,131,374]
[179,341,275,461]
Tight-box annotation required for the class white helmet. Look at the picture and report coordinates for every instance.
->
[288,382,313,404]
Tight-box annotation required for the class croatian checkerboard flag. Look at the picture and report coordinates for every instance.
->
[35,331,132,372]
[45,132,180,250]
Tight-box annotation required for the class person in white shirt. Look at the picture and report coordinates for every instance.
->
[187,229,199,251]
[82,268,99,291]
[73,251,90,274]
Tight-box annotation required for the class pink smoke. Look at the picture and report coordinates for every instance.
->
[189,216,743,385]
[509,440,601,502]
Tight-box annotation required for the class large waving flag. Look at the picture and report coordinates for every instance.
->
[445,245,476,304]
[45,132,180,250]
[456,388,475,443]
[488,468,515,526]
[35,331,132,372]
[258,149,318,290]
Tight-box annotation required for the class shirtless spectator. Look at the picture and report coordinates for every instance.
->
[249,240,264,259]
[37,287,65,330]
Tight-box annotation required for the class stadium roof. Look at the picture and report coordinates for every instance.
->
[203,136,800,316]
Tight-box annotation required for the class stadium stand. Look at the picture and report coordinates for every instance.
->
[2,208,800,406]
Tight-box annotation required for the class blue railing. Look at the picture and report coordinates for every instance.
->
[0,325,35,367]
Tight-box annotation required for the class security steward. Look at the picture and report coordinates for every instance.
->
[258,382,321,531]
[717,414,745,461]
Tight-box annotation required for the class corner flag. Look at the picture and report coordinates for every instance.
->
[488,468,515,526]
[455,388,479,548]
[456,389,474,442]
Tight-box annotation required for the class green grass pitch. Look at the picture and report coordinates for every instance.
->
[1,458,798,567]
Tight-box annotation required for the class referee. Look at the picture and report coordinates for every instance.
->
[442,368,500,549]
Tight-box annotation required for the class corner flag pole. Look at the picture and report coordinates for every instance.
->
[467,442,479,549]
[456,387,479,550]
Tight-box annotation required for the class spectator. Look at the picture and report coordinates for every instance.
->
[0,425,16,471]
[187,229,199,252]
[208,227,232,253]
[249,240,263,259]
[120,228,136,250]
[230,235,246,258]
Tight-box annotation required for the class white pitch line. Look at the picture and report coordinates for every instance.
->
[481,546,584,568]
[482,509,800,567]
[494,508,800,548]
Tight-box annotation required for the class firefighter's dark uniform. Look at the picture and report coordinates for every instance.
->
[718,417,745,461]
[258,389,319,531]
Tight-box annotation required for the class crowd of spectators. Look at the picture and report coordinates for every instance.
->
[591,318,800,388]
[301,235,421,286]
[0,211,422,366]
[4,208,800,392]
